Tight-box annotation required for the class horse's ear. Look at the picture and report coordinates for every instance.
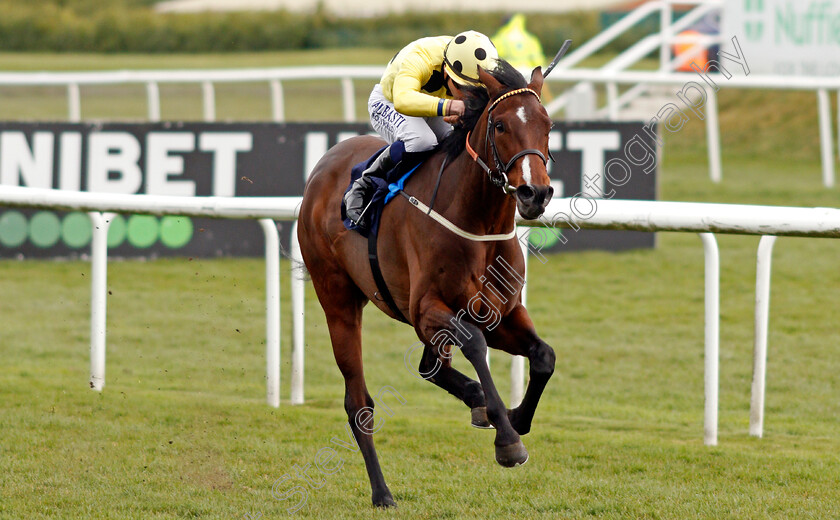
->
[478,66,503,98]
[528,66,545,97]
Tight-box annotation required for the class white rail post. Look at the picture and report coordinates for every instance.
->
[606,82,619,121]
[510,226,529,407]
[202,81,216,122]
[87,212,115,391]
[270,80,284,122]
[67,83,81,122]
[818,89,835,188]
[706,85,722,183]
[660,1,673,73]
[341,77,355,122]
[290,221,305,405]
[750,235,777,438]
[556,1,662,71]
[259,219,281,408]
[146,81,161,122]
[699,232,719,446]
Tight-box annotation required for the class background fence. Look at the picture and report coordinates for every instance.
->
[2,185,839,445]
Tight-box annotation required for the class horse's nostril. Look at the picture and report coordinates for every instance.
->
[517,185,536,201]
[546,186,554,200]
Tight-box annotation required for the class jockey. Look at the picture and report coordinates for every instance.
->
[344,30,499,226]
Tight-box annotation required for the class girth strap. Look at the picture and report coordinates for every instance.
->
[368,227,410,324]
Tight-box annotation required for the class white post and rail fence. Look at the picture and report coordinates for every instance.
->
[1,186,839,446]
[1,65,838,187]
[1,0,838,446]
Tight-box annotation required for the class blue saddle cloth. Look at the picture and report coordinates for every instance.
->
[340,146,424,237]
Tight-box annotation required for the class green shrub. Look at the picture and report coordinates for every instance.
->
[0,2,605,55]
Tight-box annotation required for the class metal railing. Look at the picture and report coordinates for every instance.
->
[3,185,840,445]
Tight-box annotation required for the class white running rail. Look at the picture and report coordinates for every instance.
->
[2,186,840,445]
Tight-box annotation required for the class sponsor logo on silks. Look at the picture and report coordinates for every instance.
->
[369,101,406,128]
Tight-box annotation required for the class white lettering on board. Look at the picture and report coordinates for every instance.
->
[0,131,54,188]
[566,131,621,199]
[146,132,196,196]
[87,132,143,194]
[199,132,253,197]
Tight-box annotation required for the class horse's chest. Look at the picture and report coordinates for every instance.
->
[432,252,524,320]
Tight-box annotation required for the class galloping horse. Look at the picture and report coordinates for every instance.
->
[297,61,556,508]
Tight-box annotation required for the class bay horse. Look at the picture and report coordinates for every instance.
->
[296,61,556,508]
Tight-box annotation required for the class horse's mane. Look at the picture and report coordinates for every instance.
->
[438,59,528,161]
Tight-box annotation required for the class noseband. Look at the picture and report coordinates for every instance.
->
[465,87,550,195]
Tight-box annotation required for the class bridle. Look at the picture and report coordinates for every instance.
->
[394,87,553,243]
[465,87,551,195]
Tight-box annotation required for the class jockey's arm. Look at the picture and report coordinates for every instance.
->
[392,69,450,117]
[390,51,466,118]
[391,69,465,123]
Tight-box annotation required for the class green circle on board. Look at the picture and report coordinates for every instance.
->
[0,211,28,248]
[107,215,127,248]
[159,216,193,249]
[127,215,159,248]
[29,211,61,248]
[528,226,561,249]
[61,212,92,249]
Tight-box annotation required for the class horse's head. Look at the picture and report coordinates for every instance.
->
[476,64,554,220]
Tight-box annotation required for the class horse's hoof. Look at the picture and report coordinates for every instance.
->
[372,494,397,508]
[471,406,494,429]
[495,440,529,467]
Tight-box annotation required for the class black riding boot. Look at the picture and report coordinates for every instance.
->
[344,144,397,226]
[343,175,377,227]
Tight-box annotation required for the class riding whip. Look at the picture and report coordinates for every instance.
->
[543,39,573,78]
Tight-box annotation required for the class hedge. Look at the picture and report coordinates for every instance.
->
[0,3,638,55]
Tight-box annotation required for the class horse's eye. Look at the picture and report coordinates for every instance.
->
[494,121,505,133]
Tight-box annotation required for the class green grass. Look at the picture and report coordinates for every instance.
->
[1,50,840,518]
[2,227,840,519]
[0,50,662,123]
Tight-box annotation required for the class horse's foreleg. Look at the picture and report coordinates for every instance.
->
[417,300,528,467]
[507,337,555,435]
[486,304,555,436]
[417,344,490,428]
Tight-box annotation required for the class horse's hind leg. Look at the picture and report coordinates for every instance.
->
[416,344,491,428]
[314,274,396,508]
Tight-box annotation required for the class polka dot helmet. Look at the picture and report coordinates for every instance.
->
[443,30,499,87]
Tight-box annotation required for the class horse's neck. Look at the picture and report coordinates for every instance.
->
[440,149,517,235]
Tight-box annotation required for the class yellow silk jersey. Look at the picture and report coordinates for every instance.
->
[379,36,455,118]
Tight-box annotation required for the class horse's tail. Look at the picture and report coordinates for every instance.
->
[291,256,310,281]
[278,225,311,281]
